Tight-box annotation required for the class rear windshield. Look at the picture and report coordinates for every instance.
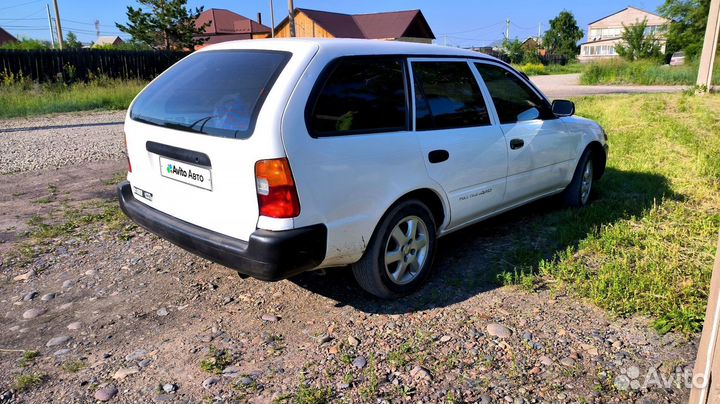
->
[130,50,290,138]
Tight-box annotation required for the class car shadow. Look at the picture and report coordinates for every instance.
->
[290,167,679,314]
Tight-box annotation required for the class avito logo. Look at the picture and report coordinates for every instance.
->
[166,163,204,183]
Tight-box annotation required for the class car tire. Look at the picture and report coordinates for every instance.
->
[562,148,594,208]
[352,199,437,299]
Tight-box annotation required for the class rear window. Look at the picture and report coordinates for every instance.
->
[130,50,290,138]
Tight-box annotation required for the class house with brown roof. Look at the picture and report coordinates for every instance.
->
[195,8,271,48]
[0,27,18,45]
[578,7,671,62]
[274,8,435,44]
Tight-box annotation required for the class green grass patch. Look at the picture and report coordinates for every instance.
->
[18,351,39,367]
[496,93,720,335]
[580,59,720,86]
[513,63,585,76]
[0,77,145,119]
[61,360,86,373]
[14,373,47,391]
[199,346,234,375]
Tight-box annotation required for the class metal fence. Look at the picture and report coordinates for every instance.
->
[0,49,188,82]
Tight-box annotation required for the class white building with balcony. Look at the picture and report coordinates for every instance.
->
[578,7,670,62]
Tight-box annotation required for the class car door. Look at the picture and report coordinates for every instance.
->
[473,62,577,205]
[409,59,508,229]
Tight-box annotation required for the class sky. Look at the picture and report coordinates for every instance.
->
[0,0,666,47]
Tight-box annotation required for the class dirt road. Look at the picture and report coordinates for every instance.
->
[0,112,697,403]
[531,73,690,99]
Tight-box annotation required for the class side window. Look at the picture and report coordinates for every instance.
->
[474,63,552,124]
[412,61,491,131]
[308,58,407,136]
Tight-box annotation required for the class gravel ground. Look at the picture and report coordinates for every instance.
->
[531,74,690,99]
[0,111,125,175]
[0,111,699,402]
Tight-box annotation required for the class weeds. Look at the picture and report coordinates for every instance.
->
[199,346,234,375]
[14,373,47,391]
[61,360,86,373]
[18,350,39,367]
[580,59,720,85]
[0,72,145,119]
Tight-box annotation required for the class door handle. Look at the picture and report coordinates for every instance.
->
[510,139,525,150]
[428,149,449,164]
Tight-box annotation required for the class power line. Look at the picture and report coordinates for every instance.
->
[0,0,42,12]
[438,21,504,36]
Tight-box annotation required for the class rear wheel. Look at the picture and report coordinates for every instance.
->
[562,149,594,208]
[352,200,437,299]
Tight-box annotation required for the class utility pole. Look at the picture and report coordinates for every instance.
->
[696,0,720,91]
[270,0,275,38]
[53,0,63,50]
[538,22,542,40]
[46,4,56,48]
[288,0,295,37]
[94,20,100,39]
[505,19,510,40]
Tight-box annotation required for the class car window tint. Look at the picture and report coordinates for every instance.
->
[412,61,490,131]
[130,50,289,139]
[474,63,550,124]
[309,59,407,135]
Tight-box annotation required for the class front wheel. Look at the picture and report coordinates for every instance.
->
[352,200,437,299]
[562,149,594,208]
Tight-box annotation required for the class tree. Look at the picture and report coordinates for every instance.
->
[659,0,711,59]
[502,38,525,64]
[544,11,584,59]
[115,0,209,51]
[65,32,82,49]
[615,19,662,61]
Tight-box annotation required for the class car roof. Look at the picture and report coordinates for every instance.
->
[199,38,500,62]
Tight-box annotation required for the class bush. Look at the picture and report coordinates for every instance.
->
[515,63,547,76]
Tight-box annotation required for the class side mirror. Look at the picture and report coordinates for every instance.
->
[552,99,575,117]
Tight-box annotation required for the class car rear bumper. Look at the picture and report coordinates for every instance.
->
[117,181,326,281]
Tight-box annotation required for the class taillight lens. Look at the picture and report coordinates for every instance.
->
[255,158,300,218]
[124,134,132,173]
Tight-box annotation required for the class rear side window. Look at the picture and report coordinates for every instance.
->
[130,50,290,138]
[307,58,408,136]
[412,61,491,131]
[474,63,552,124]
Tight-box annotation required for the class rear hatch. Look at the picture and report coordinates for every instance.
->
[124,49,292,242]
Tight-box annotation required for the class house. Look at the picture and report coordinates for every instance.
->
[194,9,271,48]
[93,36,125,47]
[578,6,670,62]
[0,27,18,45]
[274,8,435,44]
[522,37,546,56]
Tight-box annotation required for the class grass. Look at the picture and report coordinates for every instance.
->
[14,373,47,391]
[199,346,234,375]
[495,93,720,335]
[61,360,86,373]
[580,59,720,86]
[0,76,145,119]
[18,351,39,367]
[514,62,585,76]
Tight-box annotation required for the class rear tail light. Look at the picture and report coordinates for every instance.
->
[255,158,300,218]
[124,134,132,173]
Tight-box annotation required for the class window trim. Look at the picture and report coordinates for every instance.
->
[472,60,557,124]
[304,55,412,138]
[130,49,291,140]
[407,58,495,132]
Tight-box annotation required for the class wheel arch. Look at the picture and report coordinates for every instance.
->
[586,141,607,180]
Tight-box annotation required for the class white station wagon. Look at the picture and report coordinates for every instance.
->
[119,39,608,298]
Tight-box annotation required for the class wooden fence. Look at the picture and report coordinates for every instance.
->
[0,49,188,82]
